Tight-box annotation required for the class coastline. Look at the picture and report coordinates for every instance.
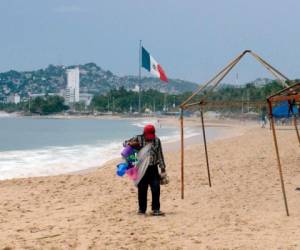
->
[0,116,251,180]
[72,120,248,176]
[0,110,176,120]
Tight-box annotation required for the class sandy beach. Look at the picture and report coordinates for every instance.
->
[0,120,299,249]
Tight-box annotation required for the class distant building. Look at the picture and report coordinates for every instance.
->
[79,93,94,106]
[65,67,80,103]
[7,94,20,104]
[132,84,140,93]
[64,88,72,104]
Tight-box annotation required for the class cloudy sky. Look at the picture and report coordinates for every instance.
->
[0,0,299,84]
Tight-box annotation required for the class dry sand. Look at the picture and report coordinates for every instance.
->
[0,121,299,249]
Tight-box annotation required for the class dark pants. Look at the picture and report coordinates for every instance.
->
[138,165,160,212]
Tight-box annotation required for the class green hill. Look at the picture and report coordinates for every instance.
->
[0,63,199,99]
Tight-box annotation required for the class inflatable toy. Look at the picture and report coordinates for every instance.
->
[116,162,128,176]
[126,167,138,180]
[121,145,134,158]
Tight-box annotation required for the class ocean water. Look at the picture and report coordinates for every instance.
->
[0,116,188,180]
[0,115,230,180]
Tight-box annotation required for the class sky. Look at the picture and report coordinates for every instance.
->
[0,0,300,84]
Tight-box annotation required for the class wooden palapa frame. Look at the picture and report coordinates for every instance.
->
[267,82,300,216]
[179,50,297,216]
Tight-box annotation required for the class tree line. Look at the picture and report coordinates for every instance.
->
[0,95,68,115]
[90,81,284,112]
[0,80,292,114]
[90,88,192,113]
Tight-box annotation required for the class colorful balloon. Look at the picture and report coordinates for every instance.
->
[126,167,138,180]
[121,145,134,158]
[116,162,128,177]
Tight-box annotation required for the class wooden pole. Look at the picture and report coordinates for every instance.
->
[204,54,245,98]
[293,115,300,145]
[180,51,247,108]
[180,108,184,199]
[183,53,245,110]
[138,40,142,113]
[250,51,290,87]
[268,101,290,216]
[200,107,212,187]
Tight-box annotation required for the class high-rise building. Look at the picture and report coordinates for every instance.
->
[65,67,80,103]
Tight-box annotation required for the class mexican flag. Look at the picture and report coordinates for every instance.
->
[141,46,168,82]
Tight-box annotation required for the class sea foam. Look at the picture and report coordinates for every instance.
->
[0,141,121,180]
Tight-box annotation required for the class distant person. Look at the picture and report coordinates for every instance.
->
[261,107,267,128]
[261,115,267,128]
[157,119,162,128]
[124,124,167,216]
[280,118,287,126]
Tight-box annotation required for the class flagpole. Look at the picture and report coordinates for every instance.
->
[138,40,142,113]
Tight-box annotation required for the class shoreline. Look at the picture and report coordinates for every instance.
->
[1,117,249,181]
[0,110,261,122]
[72,121,247,176]
[0,118,250,181]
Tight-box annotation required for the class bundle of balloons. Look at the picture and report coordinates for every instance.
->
[116,145,139,180]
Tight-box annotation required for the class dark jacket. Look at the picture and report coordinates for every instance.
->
[124,134,166,170]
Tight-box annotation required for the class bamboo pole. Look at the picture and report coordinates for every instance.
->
[200,108,212,187]
[250,52,290,87]
[268,83,300,100]
[268,101,290,216]
[180,108,184,199]
[184,100,266,109]
[203,54,244,99]
[293,115,300,145]
[180,51,247,108]
[138,40,142,113]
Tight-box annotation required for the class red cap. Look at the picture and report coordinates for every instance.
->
[143,124,156,140]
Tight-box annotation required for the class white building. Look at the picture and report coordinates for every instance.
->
[132,84,140,93]
[65,67,80,103]
[7,94,21,104]
[79,93,94,106]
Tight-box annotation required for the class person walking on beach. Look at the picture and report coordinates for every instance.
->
[261,107,267,128]
[124,124,167,216]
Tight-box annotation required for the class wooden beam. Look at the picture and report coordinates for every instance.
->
[200,108,212,187]
[267,82,300,100]
[183,100,266,109]
[180,109,184,199]
[268,100,290,216]
[180,51,247,108]
[250,51,290,87]
[269,94,300,102]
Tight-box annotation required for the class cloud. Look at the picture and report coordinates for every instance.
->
[54,5,87,13]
